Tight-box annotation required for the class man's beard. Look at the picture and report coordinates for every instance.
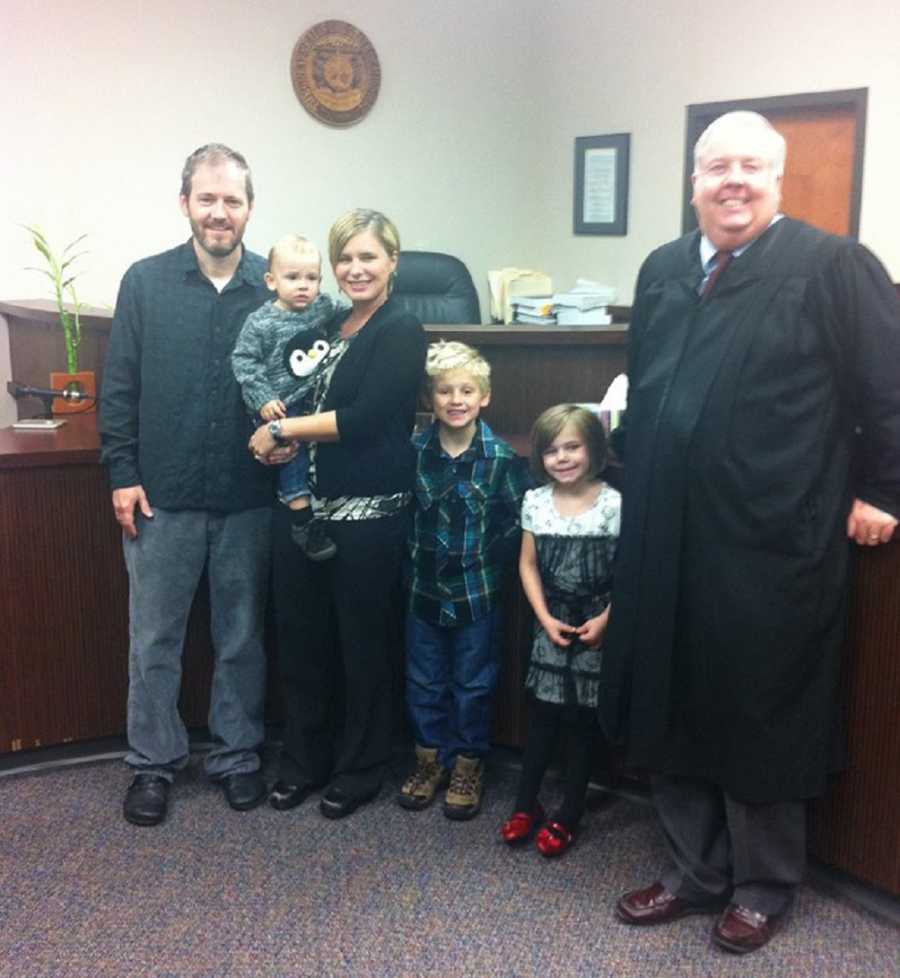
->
[191,218,242,258]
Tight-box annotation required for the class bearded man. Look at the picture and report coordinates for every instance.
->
[100,145,274,825]
[607,112,900,952]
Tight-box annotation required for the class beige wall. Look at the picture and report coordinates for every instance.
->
[2,0,898,423]
[529,0,900,299]
[0,1,545,313]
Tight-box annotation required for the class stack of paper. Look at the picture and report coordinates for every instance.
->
[488,269,553,323]
[513,295,556,325]
[556,307,612,325]
[553,279,617,325]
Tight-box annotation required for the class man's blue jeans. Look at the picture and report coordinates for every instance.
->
[122,506,271,781]
[405,609,501,768]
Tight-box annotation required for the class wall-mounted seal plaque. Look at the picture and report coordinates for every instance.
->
[290,20,381,127]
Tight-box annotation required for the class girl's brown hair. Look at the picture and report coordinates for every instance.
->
[529,404,608,483]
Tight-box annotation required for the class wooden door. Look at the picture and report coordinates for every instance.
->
[770,108,856,235]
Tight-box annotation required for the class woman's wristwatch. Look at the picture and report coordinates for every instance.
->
[268,420,288,446]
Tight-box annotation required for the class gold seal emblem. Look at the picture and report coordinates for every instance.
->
[290,21,381,127]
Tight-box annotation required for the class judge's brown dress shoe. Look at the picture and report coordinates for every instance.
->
[616,881,721,925]
[712,904,777,954]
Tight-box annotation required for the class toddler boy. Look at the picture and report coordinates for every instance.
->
[400,340,530,819]
[232,234,336,559]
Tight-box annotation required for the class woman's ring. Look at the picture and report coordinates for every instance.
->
[868,535,879,543]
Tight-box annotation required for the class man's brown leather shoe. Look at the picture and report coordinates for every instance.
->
[616,881,719,925]
[712,904,777,954]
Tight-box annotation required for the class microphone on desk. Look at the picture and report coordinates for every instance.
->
[6,381,95,403]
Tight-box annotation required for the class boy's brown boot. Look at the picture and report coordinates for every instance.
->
[443,753,484,820]
[396,745,449,811]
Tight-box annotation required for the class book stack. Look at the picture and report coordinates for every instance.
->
[512,295,556,325]
[553,279,618,325]
[488,269,553,323]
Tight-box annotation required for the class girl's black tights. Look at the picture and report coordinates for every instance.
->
[514,697,610,828]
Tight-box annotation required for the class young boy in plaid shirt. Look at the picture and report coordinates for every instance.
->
[399,341,530,819]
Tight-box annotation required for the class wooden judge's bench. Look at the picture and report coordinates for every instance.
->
[2,300,899,897]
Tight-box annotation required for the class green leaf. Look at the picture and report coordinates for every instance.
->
[30,237,54,263]
[20,224,48,246]
[62,234,88,255]
[61,250,88,271]
[24,266,55,282]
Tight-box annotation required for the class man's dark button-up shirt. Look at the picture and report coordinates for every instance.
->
[408,420,530,628]
[100,239,273,512]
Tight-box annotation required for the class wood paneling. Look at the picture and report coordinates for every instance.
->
[3,311,628,755]
[1,417,196,750]
[809,545,900,893]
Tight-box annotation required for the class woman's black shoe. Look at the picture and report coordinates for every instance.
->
[269,780,319,811]
[319,785,378,819]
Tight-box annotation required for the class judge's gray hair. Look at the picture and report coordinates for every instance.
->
[693,111,786,178]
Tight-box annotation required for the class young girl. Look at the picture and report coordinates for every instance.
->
[501,404,620,856]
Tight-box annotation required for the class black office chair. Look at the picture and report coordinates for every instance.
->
[391,251,481,324]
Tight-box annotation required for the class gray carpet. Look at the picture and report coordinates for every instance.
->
[1,756,898,978]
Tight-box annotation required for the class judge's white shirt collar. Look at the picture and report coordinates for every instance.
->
[699,213,784,272]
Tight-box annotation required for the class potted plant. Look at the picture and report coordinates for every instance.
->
[22,225,95,414]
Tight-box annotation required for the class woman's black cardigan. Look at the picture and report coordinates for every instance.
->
[315,297,427,500]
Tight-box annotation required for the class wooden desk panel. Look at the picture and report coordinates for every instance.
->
[0,416,223,751]
[3,319,628,756]
[3,303,899,894]
[809,545,900,893]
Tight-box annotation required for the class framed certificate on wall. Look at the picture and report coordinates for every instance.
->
[574,133,630,236]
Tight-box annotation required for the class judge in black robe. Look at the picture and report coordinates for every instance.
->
[609,111,900,951]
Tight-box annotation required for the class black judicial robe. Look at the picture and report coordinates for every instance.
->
[603,217,900,803]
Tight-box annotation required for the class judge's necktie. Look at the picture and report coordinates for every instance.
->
[700,250,733,301]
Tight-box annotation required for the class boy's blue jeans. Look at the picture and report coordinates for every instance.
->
[405,608,502,768]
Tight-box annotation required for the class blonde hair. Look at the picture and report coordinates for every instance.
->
[425,340,491,393]
[530,404,607,483]
[328,209,400,293]
[267,234,321,272]
[693,111,786,178]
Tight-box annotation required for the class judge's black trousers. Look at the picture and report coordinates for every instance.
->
[653,774,806,915]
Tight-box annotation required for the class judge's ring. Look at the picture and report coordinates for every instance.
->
[868,535,879,542]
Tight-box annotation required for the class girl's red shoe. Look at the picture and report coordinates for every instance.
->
[500,805,545,845]
[535,819,574,857]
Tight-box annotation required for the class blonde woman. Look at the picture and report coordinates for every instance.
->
[250,209,426,819]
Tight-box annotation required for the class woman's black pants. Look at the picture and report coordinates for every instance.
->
[272,503,407,798]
